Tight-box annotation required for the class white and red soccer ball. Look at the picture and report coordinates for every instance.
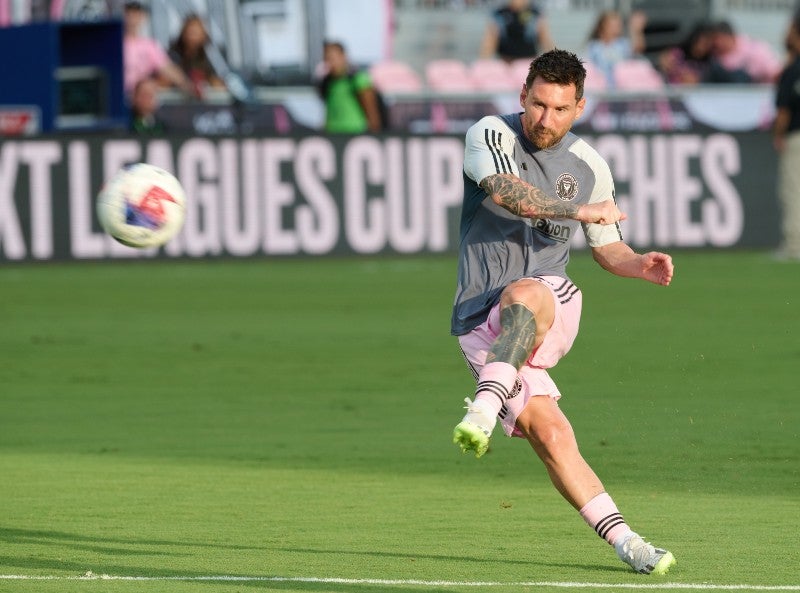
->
[97,163,186,248]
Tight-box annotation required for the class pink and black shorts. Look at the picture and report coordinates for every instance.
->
[457,276,583,437]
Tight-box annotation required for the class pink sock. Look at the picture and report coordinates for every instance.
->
[579,492,631,546]
[474,362,519,416]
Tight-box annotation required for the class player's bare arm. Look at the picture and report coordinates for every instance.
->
[481,173,625,225]
[482,173,577,218]
[591,241,674,286]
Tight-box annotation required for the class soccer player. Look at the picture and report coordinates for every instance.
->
[451,49,676,575]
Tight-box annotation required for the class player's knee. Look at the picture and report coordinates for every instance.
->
[521,416,576,460]
[501,280,553,323]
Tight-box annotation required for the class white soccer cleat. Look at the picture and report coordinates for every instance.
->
[615,532,676,575]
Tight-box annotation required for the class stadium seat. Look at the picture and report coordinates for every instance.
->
[368,60,423,93]
[425,59,476,93]
[583,61,608,93]
[613,59,665,91]
[509,58,533,87]
[469,59,520,92]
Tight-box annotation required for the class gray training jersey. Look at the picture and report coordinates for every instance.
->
[451,113,623,336]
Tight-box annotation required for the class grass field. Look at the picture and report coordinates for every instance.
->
[1,251,799,593]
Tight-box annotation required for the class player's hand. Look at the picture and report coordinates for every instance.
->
[641,251,674,286]
[577,200,627,225]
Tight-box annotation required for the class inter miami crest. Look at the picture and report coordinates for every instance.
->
[556,173,578,201]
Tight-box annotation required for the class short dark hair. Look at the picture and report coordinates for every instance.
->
[711,20,735,36]
[124,1,147,11]
[525,49,586,100]
[323,40,346,53]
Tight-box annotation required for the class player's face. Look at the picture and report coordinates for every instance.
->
[519,78,585,149]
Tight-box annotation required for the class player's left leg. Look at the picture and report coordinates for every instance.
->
[515,396,676,575]
[514,395,603,508]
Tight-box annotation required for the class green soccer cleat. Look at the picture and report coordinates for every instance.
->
[452,398,494,458]
[615,532,677,575]
[453,421,491,458]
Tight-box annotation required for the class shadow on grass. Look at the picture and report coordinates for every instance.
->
[0,526,265,552]
[196,581,485,593]
[0,525,618,581]
[267,546,615,574]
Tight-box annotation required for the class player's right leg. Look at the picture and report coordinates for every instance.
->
[453,278,557,457]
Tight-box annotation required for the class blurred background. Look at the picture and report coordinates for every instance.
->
[0,0,797,262]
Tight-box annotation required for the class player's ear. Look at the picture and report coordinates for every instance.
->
[519,85,527,109]
[575,96,586,120]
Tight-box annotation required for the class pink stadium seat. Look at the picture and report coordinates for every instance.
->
[368,60,423,93]
[425,59,476,93]
[613,59,665,91]
[469,59,520,92]
[583,61,608,92]
[509,58,533,87]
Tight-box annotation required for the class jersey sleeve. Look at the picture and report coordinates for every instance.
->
[573,140,624,247]
[463,116,520,184]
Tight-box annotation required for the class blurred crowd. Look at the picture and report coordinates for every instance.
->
[0,0,794,134]
[312,0,789,132]
[119,0,788,106]
[474,0,784,89]
[123,1,228,134]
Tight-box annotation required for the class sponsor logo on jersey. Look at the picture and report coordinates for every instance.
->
[556,173,578,201]
[533,218,571,243]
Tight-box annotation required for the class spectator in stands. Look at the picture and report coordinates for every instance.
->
[478,0,554,62]
[585,9,647,88]
[658,22,714,85]
[130,77,166,134]
[704,20,782,84]
[168,14,226,98]
[318,40,382,134]
[123,1,194,97]
[773,15,800,260]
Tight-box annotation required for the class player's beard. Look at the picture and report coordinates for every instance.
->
[530,125,564,149]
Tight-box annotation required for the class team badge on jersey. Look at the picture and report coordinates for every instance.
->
[556,173,578,201]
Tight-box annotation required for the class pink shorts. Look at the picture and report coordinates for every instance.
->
[457,276,582,437]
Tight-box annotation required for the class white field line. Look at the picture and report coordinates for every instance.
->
[0,575,799,590]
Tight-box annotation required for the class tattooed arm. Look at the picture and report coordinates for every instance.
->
[480,173,626,225]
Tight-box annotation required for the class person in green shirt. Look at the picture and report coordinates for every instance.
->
[319,41,383,134]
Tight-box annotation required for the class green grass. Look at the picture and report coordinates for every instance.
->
[1,251,799,593]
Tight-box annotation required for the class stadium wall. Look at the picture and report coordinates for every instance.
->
[0,130,778,262]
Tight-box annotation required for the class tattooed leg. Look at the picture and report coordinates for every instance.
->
[486,302,537,370]
[453,302,538,454]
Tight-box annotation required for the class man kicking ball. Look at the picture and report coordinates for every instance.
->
[450,49,676,575]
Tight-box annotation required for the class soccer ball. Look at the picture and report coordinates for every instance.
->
[97,163,186,248]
